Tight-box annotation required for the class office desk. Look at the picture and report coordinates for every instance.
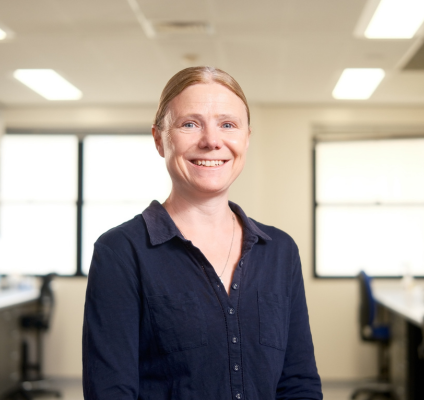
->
[373,282,424,400]
[373,284,424,327]
[0,287,39,397]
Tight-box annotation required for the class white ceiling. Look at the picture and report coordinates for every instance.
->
[0,0,424,106]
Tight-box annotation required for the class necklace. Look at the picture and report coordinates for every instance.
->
[219,212,236,282]
[177,209,236,284]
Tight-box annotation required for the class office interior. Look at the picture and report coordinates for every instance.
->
[1,0,424,399]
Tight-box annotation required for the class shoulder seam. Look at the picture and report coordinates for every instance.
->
[94,241,140,288]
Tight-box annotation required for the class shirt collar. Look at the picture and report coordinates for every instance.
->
[142,200,271,246]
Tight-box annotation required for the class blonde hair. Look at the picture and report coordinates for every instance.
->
[154,66,250,131]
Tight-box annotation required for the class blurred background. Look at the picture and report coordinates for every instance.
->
[1,0,424,399]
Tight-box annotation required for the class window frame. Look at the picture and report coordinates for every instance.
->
[2,129,152,277]
[313,133,424,279]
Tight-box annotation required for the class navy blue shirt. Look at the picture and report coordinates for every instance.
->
[83,200,322,400]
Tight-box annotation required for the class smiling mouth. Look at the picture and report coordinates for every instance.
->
[190,159,227,167]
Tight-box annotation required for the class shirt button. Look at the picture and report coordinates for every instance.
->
[235,393,243,399]
[240,260,244,266]
[228,307,235,315]
[232,283,239,290]
[232,336,238,344]
[233,363,240,371]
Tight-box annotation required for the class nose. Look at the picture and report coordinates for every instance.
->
[198,123,223,150]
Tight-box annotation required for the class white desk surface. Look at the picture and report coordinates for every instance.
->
[0,287,39,310]
[373,281,424,327]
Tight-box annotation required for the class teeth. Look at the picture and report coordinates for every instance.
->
[193,160,224,167]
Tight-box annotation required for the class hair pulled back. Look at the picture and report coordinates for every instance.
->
[154,66,250,131]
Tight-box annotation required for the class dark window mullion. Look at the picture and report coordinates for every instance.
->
[76,140,84,276]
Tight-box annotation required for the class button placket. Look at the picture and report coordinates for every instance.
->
[225,258,244,399]
[186,232,248,399]
[202,252,245,400]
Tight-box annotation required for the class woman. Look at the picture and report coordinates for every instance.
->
[83,66,322,400]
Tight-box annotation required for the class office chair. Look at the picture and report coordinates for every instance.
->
[351,270,396,400]
[4,273,61,400]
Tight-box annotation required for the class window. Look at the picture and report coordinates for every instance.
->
[82,135,170,274]
[0,133,171,276]
[314,137,424,278]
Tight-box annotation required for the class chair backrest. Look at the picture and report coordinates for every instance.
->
[358,270,376,340]
[37,273,56,330]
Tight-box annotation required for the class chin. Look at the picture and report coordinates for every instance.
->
[191,182,231,196]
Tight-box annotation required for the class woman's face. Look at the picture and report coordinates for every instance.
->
[153,82,250,198]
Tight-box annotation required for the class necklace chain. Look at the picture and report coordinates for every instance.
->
[177,209,236,282]
[219,212,235,279]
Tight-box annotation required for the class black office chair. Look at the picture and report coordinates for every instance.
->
[351,271,396,400]
[4,273,61,400]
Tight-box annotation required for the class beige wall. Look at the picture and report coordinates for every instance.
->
[231,105,424,380]
[0,111,4,134]
[2,104,424,380]
[0,110,4,155]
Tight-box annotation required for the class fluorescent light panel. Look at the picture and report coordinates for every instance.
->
[13,69,82,100]
[332,68,385,100]
[365,0,424,39]
[0,23,14,41]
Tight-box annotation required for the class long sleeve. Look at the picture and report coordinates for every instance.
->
[82,202,323,400]
[83,242,141,400]
[276,247,322,400]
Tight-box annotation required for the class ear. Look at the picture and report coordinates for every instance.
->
[152,124,165,158]
[245,127,251,150]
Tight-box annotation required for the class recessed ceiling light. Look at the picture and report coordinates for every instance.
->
[332,68,385,100]
[0,28,7,40]
[364,0,424,39]
[13,69,83,101]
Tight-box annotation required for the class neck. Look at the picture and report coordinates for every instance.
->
[163,188,232,230]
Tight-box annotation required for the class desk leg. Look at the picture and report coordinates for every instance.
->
[390,313,424,400]
[391,313,407,400]
[406,321,424,400]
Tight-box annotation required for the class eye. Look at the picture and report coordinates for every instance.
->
[222,123,234,129]
[183,122,196,128]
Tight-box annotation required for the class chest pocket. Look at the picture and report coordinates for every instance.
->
[258,292,289,351]
[147,291,208,354]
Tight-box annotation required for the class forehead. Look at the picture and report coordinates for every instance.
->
[169,83,247,119]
